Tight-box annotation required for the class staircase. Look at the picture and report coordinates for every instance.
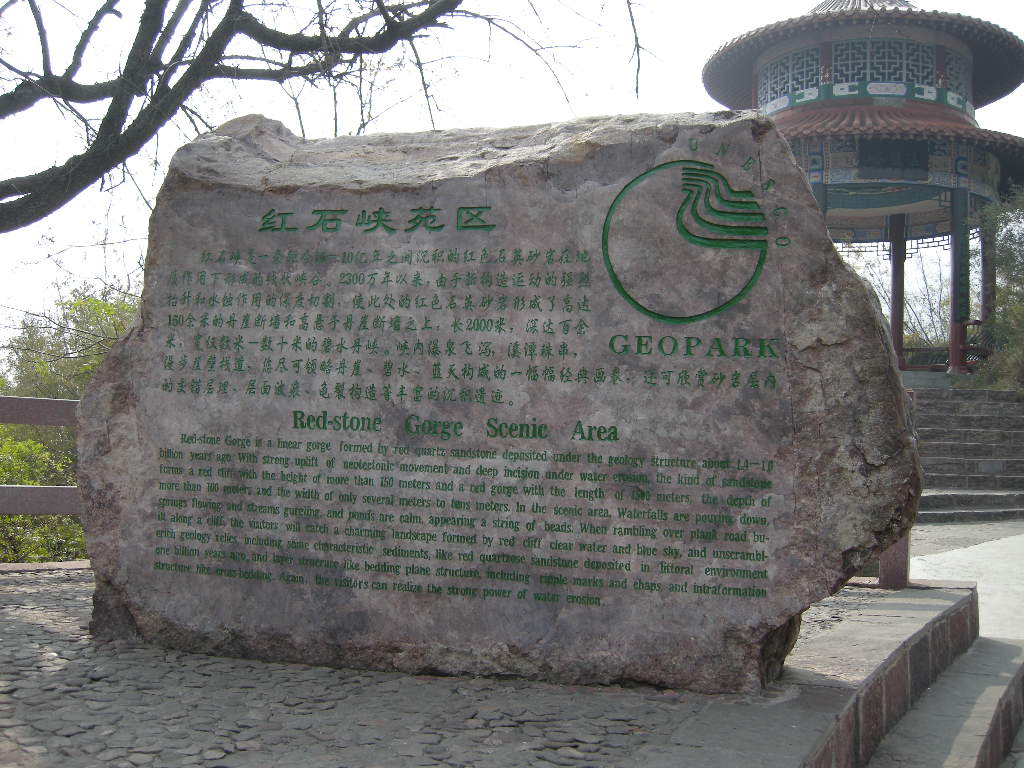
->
[913,387,1024,522]
[866,637,1024,768]
[860,385,1024,767]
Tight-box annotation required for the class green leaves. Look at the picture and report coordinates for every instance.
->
[972,191,1024,390]
[0,429,84,562]
[0,281,137,562]
[0,515,86,563]
[0,430,68,486]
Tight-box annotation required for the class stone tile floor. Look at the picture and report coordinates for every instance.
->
[8,524,1024,766]
[2,569,713,768]
[0,568,892,768]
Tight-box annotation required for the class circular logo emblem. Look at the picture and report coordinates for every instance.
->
[602,160,768,324]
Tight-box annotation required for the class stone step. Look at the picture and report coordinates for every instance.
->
[778,582,979,768]
[917,428,1024,446]
[923,458,1024,475]
[916,414,1024,430]
[924,473,1024,491]
[917,508,1024,523]
[918,490,1024,511]
[865,637,1024,768]
[919,442,1024,460]
[997,718,1024,768]
[911,388,1024,403]
[916,401,1024,417]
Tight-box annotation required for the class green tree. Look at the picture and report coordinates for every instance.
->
[3,283,138,400]
[0,430,84,562]
[1,281,136,482]
[0,282,135,561]
[972,191,1024,389]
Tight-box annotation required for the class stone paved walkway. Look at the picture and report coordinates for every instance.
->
[7,516,1017,768]
[1,568,897,768]
[2,569,723,768]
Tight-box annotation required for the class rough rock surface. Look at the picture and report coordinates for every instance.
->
[77,112,920,693]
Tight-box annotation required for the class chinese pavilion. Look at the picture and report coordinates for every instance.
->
[703,0,1024,372]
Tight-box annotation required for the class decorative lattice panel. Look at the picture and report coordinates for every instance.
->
[790,48,821,91]
[906,42,935,86]
[758,47,821,105]
[757,40,952,106]
[869,39,905,81]
[758,70,771,105]
[764,57,791,102]
[945,52,972,101]
[833,39,944,86]
[833,40,868,83]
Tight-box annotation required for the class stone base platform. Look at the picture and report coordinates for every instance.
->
[0,569,986,768]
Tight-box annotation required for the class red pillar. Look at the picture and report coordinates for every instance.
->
[949,189,970,373]
[889,214,907,369]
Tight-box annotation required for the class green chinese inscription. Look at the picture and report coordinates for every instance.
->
[602,160,769,324]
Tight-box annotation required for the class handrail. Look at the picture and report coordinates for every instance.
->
[0,396,78,426]
[0,396,82,517]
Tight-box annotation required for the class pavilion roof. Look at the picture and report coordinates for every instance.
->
[771,101,1024,185]
[809,1,917,12]
[703,7,1024,110]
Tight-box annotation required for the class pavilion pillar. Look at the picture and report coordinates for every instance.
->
[889,214,907,369]
[949,188,970,373]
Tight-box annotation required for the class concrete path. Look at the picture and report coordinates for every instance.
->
[911,530,1024,640]
[909,522,1024,768]
[910,520,1024,560]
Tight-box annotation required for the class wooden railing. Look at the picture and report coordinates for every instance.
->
[0,396,82,517]
[902,324,995,373]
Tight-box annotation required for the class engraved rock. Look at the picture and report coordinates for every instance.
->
[77,112,920,693]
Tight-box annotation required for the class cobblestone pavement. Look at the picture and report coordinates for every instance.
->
[2,521,1004,768]
[2,570,727,768]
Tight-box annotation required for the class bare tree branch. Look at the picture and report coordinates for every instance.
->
[94,0,167,142]
[0,0,642,235]
[406,37,434,128]
[179,103,214,133]
[151,0,194,66]
[625,0,641,98]
[0,0,484,233]
[155,0,211,96]
[0,0,240,229]
[67,0,122,79]
[25,0,52,76]
[234,0,460,56]
[0,74,123,118]
[450,10,572,111]
[212,54,350,82]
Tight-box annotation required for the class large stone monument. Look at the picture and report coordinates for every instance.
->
[78,112,920,693]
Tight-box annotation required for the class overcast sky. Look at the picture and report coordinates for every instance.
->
[0,0,1021,334]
